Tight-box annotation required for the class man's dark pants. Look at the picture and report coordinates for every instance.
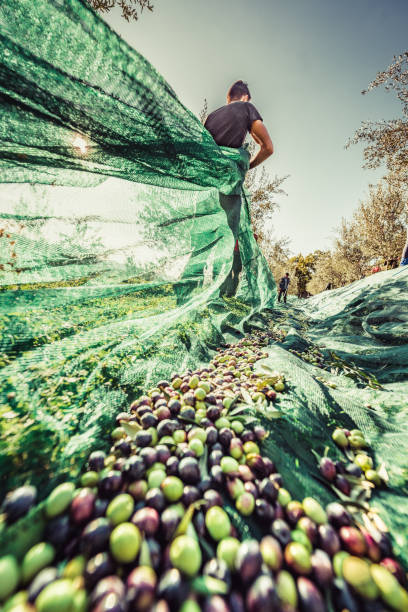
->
[278,288,287,303]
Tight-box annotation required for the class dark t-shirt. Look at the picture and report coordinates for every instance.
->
[204,101,263,148]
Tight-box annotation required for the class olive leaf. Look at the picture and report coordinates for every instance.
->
[173,500,206,539]
[119,420,141,440]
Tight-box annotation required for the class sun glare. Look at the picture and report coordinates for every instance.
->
[72,134,88,155]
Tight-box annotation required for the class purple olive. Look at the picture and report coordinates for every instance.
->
[203,488,222,509]
[132,507,160,536]
[168,400,181,416]
[88,451,106,472]
[140,447,158,467]
[255,498,275,523]
[99,471,122,498]
[244,481,258,498]
[157,568,189,610]
[273,500,285,521]
[218,428,234,448]
[137,405,152,418]
[206,426,218,445]
[326,502,352,528]
[90,576,125,607]
[155,406,171,421]
[180,406,195,420]
[156,445,172,464]
[161,507,182,541]
[128,480,148,501]
[81,517,111,556]
[334,474,351,496]
[311,549,333,587]
[45,515,73,548]
[178,457,200,484]
[127,566,157,612]
[166,456,179,476]
[147,538,162,571]
[241,430,256,443]
[235,539,263,583]
[285,500,304,525]
[345,462,363,477]
[331,578,359,612]
[84,552,116,589]
[318,524,341,556]
[210,465,224,487]
[124,456,145,480]
[246,574,278,612]
[207,406,222,421]
[254,425,269,442]
[263,457,276,475]
[116,412,130,424]
[229,592,245,612]
[259,478,278,502]
[209,449,223,467]
[182,486,201,506]
[113,457,127,472]
[135,430,153,447]
[115,440,131,457]
[297,577,325,612]
[2,485,37,523]
[70,488,95,524]
[271,519,292,547]
[193,511,206,538]
[339,526,366,556]
[246,454,266,479]
[319,457,337,481]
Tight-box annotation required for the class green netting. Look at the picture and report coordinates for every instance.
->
[0,0,275,498]
[1,0,408,577]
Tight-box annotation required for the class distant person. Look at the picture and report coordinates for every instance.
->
[401,229,408,266]
[278,273,290,303]
[371,264,381,274]
[325,282,333,290]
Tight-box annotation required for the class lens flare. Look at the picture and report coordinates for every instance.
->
[72,134,88,155]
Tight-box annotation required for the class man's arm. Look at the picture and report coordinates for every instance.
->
[249,120,274,169]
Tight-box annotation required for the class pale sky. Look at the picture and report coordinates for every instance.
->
[104,0,407,254]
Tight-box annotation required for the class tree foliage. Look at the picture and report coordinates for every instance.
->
[88,0,153,22]
[289,253,317,298]
[349,51,408,182]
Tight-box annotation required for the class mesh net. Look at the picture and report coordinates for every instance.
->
[0,0,275,498]
[1,0,408,574]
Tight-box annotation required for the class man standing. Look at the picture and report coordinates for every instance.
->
[204,80,274,297]
[205,80,274,168]
[278,272,290,303]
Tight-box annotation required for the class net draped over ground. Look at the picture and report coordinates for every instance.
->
[0,0,407,568]
[0,0,275,498]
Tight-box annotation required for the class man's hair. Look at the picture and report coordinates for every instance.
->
[228,80,251,101]
[285,272,289,276]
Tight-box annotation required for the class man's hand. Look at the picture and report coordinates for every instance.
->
[249,120,274,169]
